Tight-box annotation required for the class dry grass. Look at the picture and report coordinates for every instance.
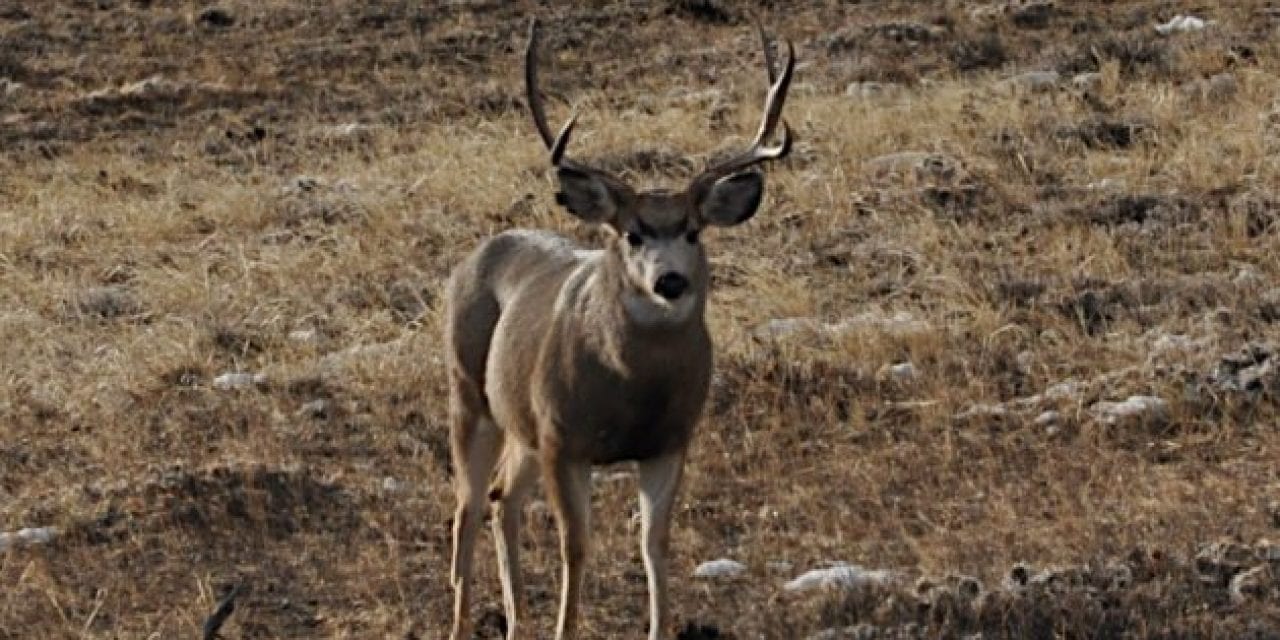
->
[2,1,1279,638]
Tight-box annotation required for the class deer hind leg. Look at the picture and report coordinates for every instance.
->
[490,446,538,640]
[543,454,592,640]
[449,401,503,640]
[637,451,686,640]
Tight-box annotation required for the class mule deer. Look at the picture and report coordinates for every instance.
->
[444,18,794,640]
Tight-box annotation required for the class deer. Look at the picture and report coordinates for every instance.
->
[443,17,794,640]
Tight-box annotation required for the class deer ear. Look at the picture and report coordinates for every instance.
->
[554,166,628,224]
[698,171,764,227]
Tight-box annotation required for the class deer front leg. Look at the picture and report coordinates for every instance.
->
[637,450,686,640]
[543,454,592,640]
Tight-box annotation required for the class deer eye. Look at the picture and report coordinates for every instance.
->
[624,232,643,248]
[685,229,701,244]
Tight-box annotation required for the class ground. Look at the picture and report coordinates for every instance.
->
[1,1,1279,638]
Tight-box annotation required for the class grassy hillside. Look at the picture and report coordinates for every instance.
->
[1,1,1278,637]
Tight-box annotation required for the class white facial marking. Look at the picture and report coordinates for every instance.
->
[621,234,701,326]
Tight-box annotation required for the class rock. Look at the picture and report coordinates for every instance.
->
[297,399,330,418]
[1090,395,1168,425]
[864,151,960,181]
[1155,15,1210,35]
[1228,564,1272,604]
[753,312,931,340]
[0,526,59,552]
[882,362,918,383]
[212,372,267,391]
[784,564,894,592]
[381,476,405,493]
[1001,70,1060,93]
[693,559,747,579]
[955,403,1010,421]
[1043,379,1083,401]
[1034,410,1060,427]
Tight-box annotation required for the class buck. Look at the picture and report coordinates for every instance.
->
[444,18,794,640]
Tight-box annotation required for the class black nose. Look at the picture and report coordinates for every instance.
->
[653,272,690,300]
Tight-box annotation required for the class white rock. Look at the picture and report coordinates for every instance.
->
[297,399,329,418]
[693,559,747,579]
[0,526,59,552]
[754,312,930,340]
[1034,410,1060,426]
[784,564,894,592]
[1228,564,1271,604]
[1043,380,1083,401]
[955,403,1009,421]
[212,372,266,391]
[381,476,405,493]
[1155,15,1209,35]
[885,362,917,382]
[1090,395,1169,424]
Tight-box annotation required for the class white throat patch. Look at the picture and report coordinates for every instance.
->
[622,287,698,327]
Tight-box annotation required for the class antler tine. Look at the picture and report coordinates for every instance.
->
[689,31,796,200]
[758,20,778,84]
[750,38,794,151]
[525,18,558,153]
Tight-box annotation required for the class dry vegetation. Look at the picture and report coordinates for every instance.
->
[2,0,1280,638]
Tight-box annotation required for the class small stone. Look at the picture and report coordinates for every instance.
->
[883,362,917,382]
[693,559,746,579]
[0,526,59,552]
[1228,564,1272,604]
[212,372,266,391]
[298,399,329,418]
[1090,395,1168,425]
[381,476,405,493]
[784,564,894,592]
[1155,14,1210,35]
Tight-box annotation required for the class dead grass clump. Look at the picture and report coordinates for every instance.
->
[67,285,145,322]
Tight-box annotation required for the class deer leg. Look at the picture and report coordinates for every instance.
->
[544,455,592,640]
[450,413,503,640]
[491,447,538,640]
[637,451,686,640]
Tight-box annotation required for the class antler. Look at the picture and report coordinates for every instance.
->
[525,18,579,166]
[687,27,795,203]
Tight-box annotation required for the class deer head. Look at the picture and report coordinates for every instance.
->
[525,19,795,325]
